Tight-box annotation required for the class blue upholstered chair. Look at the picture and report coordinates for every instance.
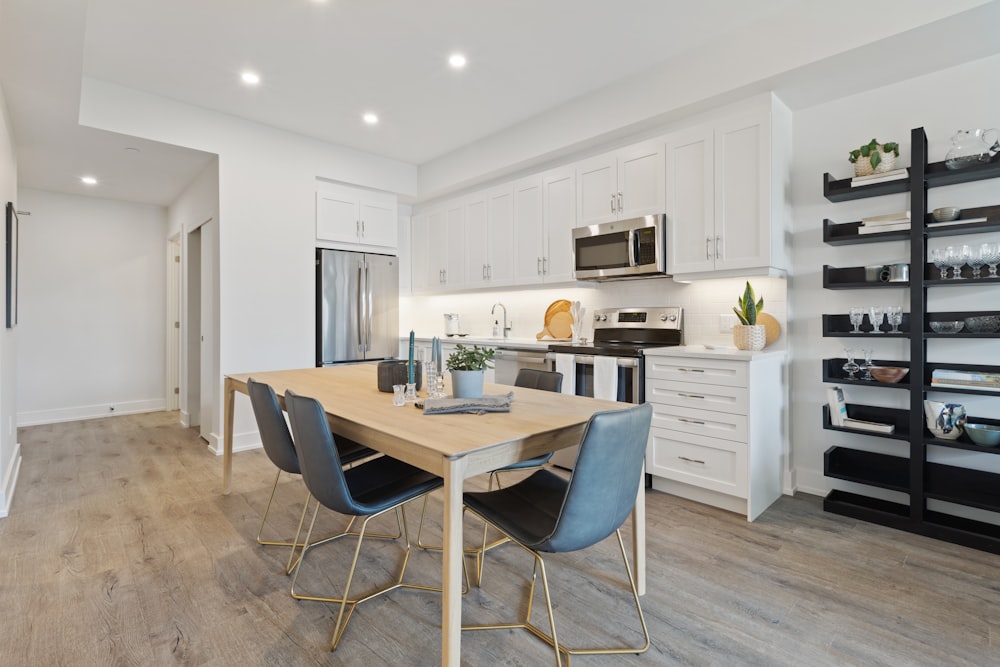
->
[462,402,653,666]
[246,378,379,574]
[284,389,458,651]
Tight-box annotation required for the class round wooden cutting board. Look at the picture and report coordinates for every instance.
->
[757,312,781,347]
[536,299,573,339]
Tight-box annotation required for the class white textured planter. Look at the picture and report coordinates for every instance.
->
[733,324,767,351]
[853,148,897,177]
[450,370,485,398]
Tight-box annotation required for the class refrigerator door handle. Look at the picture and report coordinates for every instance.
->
[357,263,365,352]
[365,263,372,351]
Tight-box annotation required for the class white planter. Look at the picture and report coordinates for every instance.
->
[853,147,897,177]
[451,370,485,398]
[733,324,766,351]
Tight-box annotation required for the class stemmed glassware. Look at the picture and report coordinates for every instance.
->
[848,307,865,334]
[842,348,860,380]
[861,348,874,381]
[968,246,987,279]
[868,306,885,334]
[945,244,971,279]
[980,242,1000,279]
[886,305,903,334]
[930,248,950,280]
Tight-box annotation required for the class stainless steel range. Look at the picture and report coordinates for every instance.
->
[546,306,682,468]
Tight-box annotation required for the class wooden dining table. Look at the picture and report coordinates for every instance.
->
[222,363,646,666]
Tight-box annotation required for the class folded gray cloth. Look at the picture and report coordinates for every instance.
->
[422,392,514,415]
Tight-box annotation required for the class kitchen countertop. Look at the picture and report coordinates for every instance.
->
[644,344,787,360]
[408,336,556,351]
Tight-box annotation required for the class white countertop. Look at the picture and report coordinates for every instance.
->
[407,335,555,351]
[643,344,787,360]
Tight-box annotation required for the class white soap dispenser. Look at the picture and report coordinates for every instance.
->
[492,320,500,337]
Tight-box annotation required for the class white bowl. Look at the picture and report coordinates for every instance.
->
[932,207,961,222]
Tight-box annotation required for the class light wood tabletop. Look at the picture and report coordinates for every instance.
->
[222,363,645,666]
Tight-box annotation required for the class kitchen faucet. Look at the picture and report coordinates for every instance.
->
[491,302,510,338]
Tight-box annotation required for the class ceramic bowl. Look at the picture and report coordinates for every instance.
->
[869,366,909,383]
[929,321,964,334]
[963,315,1000,334]
[965,423,1000,447]
[932,206,961,222]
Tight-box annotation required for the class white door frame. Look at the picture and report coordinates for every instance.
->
[166,235,181,411]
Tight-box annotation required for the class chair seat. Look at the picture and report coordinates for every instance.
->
[335,436,376,465]
[463,469,567,550]
[344,456,442,515]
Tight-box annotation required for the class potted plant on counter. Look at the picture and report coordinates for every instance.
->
[732,281,766,351]
[446,344,496,398]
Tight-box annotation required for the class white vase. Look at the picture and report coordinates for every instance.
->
[733,324,766,351]
[923,400,966,440]
[854,148,897,177]
[450,370,485,398]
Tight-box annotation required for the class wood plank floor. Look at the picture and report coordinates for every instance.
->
[3,411,1000,666]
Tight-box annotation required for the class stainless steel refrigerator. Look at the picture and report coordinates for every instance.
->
[316,248,399,366]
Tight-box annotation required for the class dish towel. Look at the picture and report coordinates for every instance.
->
[423,392,514,415]
[554,353,576,395]
[593,356,619,401]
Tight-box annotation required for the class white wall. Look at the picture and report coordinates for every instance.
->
[790,53,1000,498]
[0,82,20,516]
[15,189,168,425]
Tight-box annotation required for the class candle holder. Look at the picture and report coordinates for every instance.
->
[404,383,418,402]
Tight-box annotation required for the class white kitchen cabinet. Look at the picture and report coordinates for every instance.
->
[316,184,397,249]
[576,140,664,226]
[414,202,464,292]
[410,212,431,292]
[512,175,543,283]
[512,166,576,284]
[466,185,515,288]
[666,98,790,279]
[644,349,785,521]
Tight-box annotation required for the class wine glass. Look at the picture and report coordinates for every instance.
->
[981,242,1000,279]
[861,349,874,381]
[869,306,885,334]
[946,244,971,279]
[886,305,903,334]
[930,248,950,280]
[842,348,860,380]
[968,245,987,279]
[848,307,864,334]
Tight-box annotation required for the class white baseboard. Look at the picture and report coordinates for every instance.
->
[17,398,168,427]
[794,467,831,497]
[207,430,262,456]
[179,410,191,428]
[0,442,22,518]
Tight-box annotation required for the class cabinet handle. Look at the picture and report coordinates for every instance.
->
[356,220,361,237]
[705,237,711,260]
[537,257,542,275]
[678,456,706,465]
[678,368,705,373]
[482,264,487,279]
[488,264,492,279]
[678,392,705,399]
[678,417,705,425]
[610,194,616,214]
[542,257,548,274]
[442,269,447,283]
[617,191,622,212]
[715,235,721,259]
[361,220,365,236]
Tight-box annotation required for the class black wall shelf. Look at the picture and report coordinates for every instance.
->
[822,313,910,337]
[824,446,909,492]
[822,404,911,441]
[823,173,910,202]
[822,358,910,388]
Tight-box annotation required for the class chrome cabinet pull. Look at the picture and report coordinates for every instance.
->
[361,220,365,237]
[482,264,487,279]
[678,392,705,399]
[678,367,705,373]
[617,191,622,212]
[678,456,706,465]
[705,237,711,260]
[488,264,492,279]
[610,194,616,213]
[678,417,705,425]
[537,257,542,275]
[542,257,548,274]
[715,235,721,259]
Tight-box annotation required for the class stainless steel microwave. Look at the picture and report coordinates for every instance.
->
[572,214,667,280]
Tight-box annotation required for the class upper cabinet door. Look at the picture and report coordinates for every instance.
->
[358,191,398,248]
[513,176,544,284]
[617,140,664,220]
[444,200,466,289]
[317,190,362,244]
[714,113,770,272]
[576,151,618,226]
[541,167,577,283]
[410,212,431,293]
[464,191,489,287]
[317,184,398,249]
[486,185,515,286]
[665,125,715,275]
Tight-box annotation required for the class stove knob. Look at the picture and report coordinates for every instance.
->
[599,314,607,322]
[668,313,677,322]
[659,313,668,321]
[593,313,601,322]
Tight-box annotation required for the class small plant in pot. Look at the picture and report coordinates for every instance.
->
[446,344,495,398]
[849,138,900,177]
[732,281,766,351]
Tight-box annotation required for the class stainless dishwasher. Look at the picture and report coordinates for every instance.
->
[493,347,550,385]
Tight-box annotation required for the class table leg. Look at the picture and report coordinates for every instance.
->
[633,466,646,596]
[223,377,235,495]
[442,456,466,667]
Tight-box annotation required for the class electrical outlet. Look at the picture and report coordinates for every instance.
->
[719,313,738,333]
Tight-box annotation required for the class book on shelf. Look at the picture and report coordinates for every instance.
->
[932,369,1000,383]
[930,381,1000,392]
[861,210,910,225]
[826,385,847,427]
[843,418,896,434]
[850,168,909,187]
[926,217,988,227]
[857,221,911,234]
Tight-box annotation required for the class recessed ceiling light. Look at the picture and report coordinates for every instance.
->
[81,176,98,186]
[241,70,261,86]
[362,112,379,125]
[448,53,467,69]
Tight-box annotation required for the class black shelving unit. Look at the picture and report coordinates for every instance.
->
[821,127,1000,555]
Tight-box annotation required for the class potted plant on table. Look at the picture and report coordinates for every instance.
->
[849,138,900,177]
[446,344,496,398]
[732,281,766,351]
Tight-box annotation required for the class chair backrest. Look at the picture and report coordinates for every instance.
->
[514,368,563,393]
[540,403,652,553]
[246,378,300,475]
[284,390,359,515]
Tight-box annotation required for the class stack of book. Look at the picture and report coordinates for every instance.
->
[850,167,909,188]
[857,210,911,235]
[931,369,1000,392]
[825,385,896,433]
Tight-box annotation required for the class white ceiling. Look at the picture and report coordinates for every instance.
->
[0,0,997,206]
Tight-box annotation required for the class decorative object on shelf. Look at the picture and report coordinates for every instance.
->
[848,307,865,334]
[864,264,886,282]
[886,306,903,333]
[849,138,900,177]
[965,423,1000,447]
[861,348,874,381]
[881,263,909,283]
[869,366,908,383]
[931,368,1000,391]
[868,306,885,334]
[945,244,971,279]
[842,349,860,379]
[980,242,1000,278]
[446,344,495,398]
[929,321,965,334]
[930,248,950,280]
[932,206,961,222]
[944,128,999,170]
[964,315,1000,334]
[826,385,847,427]
[732,281,766,351]
[923,400,967,440]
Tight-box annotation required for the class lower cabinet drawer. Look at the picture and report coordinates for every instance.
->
[646,378,748,415]
[646,427,748,498]
[650,404,748,442]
